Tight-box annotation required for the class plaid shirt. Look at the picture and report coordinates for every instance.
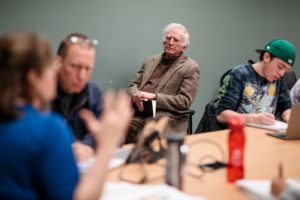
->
[290,79,300,104]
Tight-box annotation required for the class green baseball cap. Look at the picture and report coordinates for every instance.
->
[256,39,296,66]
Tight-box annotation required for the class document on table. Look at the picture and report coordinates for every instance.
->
[236,179,300,200]
[108,147,132,169]
[101,182,205,200]
[77,147,132,173]
[246,120,288,132]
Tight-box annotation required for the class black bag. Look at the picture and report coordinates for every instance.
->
[195,98,227,133]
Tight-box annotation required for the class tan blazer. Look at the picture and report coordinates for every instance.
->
[128,54,200,133]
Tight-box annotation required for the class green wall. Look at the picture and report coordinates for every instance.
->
[1,0,300,132]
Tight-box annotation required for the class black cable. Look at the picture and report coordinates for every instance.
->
[120,131,166,184]
[120,137,228,182]
[184,138,228,179]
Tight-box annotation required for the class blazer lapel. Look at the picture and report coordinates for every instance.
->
[140,55,161,89]
[155,54,186,92]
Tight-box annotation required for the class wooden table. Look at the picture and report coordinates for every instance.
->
[107,127,300,199]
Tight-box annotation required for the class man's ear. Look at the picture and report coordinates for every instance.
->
[27,68,39,87]
[263,52,272,63]
[52,56,62,70]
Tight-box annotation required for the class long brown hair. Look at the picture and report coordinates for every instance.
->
[0,32,52,121]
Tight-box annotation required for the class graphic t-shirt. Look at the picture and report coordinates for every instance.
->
[217,60,291,117]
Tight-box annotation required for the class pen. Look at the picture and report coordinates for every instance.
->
[278,162,283,179]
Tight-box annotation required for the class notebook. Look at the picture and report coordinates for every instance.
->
[236,178,300,200]
[133,100,156,118]
[266,104,300,140]
[247,120,287,132]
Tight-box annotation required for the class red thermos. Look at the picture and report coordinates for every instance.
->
[227,117,245,183]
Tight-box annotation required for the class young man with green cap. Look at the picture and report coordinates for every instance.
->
[216,39,296,125]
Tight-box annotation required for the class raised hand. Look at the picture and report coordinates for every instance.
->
[79,89,133,150]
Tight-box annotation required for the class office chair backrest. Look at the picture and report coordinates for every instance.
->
[284,70,297,90]
[194,69,233,134]
[171,110,195,134]
[194,97,226,133]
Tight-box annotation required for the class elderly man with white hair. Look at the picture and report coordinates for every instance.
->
[126,23,200,143]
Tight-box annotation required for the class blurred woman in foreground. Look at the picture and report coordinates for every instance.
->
[0,31,132,200]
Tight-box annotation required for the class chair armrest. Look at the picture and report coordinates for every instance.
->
[172,110,195,117]
[171,110,195,135]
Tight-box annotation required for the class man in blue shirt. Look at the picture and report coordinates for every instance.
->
[216,39,296,125]
[52,33,103,149]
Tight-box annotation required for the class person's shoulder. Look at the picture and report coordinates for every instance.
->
[231,60,254,75]
[87,82,101,91]
[220,60,254,84]
[35,109,67,129]
[290,79,300,100]
[183,55,196,63]
[26,105,63,122]
[183,56,199,67]
[175,55,199,72]
[86,82,102,108]
[24,106,70,140]
[293,79,300,88]
[87,82,102,96]
[145,54,161,61]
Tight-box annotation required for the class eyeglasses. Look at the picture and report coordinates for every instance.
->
[68,36,98,47]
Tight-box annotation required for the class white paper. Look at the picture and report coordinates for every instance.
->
[236,179,300,200]
[101,182,205,200]
[246,120,288,132]
[152,100,157,118]
[77,148,132,173]
[108,148,132,169]
[236,179,275,200]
